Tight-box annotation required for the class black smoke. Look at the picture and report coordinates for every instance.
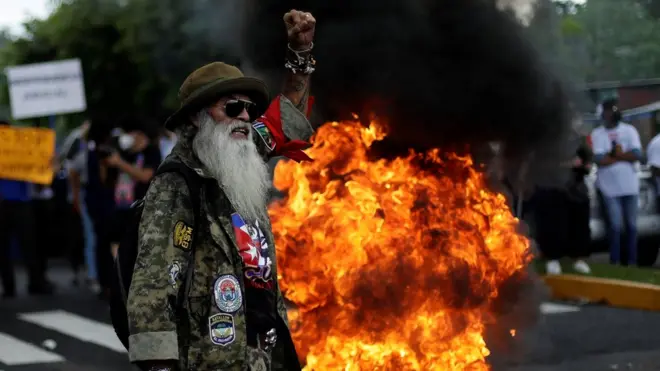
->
[240,0,575,185]
[237,1,558,365]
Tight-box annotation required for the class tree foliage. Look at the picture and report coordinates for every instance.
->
[637,0,660,18]
[0,0,241,129]
[554,0,660,82]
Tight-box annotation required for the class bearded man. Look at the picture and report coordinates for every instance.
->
[126,10,316,371]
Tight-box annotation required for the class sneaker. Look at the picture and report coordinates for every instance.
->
[573,260,591,274]
[546,260,562,275]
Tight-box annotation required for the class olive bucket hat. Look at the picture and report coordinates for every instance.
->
[164,62,270,130]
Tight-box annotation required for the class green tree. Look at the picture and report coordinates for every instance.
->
[554,0,660,82]
[0,0,138,127]
[115,0,243,120]
[0,0,242,129]
[637,0,660,18]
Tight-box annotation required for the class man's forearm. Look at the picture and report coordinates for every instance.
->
[69,170,81,205]
[117,160,154,183]
[282,72,311,114]
[281,43,314,115]
[594,154,618,166]
[618,150,643,163]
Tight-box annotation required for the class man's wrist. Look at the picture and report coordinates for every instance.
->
[289,42,313,52]
[116,158,130,171]
[285,42,316,75]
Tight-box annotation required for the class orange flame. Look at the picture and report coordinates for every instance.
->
[269,117,532,370]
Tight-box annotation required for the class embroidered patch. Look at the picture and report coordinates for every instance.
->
[252,122,276,151]
[209,313,236,346]
[173,221,193,250]
[213,275,242,313]
[231,213,273,290]
[168,262,181,287]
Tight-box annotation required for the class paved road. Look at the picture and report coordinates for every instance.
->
[0,297,131,371]
[1,266,659,371]
[502,304,660,371]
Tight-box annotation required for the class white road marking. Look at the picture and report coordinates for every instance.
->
[19,310,127,353]
[540,302,581,314]
[7,302,572,364]
[0,332,65,365]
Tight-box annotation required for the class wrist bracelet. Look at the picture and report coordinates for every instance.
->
[285,42,316,75]
[288,42,313,54]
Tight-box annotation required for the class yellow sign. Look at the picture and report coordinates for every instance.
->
[173,221,193,250]
[0,126,56,185]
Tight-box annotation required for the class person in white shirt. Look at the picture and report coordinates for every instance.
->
[158,128,177,160]
[590,98,644,266]
[646,132,660,195]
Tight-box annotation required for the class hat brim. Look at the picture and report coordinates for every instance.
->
[164,77,269,130]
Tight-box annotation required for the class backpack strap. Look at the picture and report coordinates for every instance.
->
[153,162,203,309]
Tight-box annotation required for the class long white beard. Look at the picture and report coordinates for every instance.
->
[192,112,271,224]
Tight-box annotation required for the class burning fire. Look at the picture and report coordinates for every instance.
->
[268,117,532,370]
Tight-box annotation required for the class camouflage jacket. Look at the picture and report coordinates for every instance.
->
[126,96,314,370]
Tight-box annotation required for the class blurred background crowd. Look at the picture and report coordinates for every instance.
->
[1,115,177,299]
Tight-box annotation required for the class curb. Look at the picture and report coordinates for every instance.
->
[542,274,660,311]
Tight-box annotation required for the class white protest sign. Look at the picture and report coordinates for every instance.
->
[5,59,87,120]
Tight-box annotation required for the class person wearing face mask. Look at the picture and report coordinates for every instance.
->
[104,118,162,260]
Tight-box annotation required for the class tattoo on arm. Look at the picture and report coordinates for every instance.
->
[283,72,311,114]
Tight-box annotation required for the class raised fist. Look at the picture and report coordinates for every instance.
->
[284,9,316,50]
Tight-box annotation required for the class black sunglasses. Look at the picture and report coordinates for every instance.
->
[224,99,259,121]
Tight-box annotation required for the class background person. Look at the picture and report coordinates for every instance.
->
[105,117,161,259]
[532,121,593,275]
[0,120,55,297]
[590,98,644,266]
[84,118,121,299]
[67,120,99,290]
[646,131,660,204]
[158,127,177,160]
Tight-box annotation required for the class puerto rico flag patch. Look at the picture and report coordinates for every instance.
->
[231,213,273,289]
[252,121,275,151]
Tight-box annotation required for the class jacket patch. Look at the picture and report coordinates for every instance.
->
[213,274,243,313]
[253,122,276,151]
[209,313,236,346]
[173,221,193,250]
[168,262,181,288]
